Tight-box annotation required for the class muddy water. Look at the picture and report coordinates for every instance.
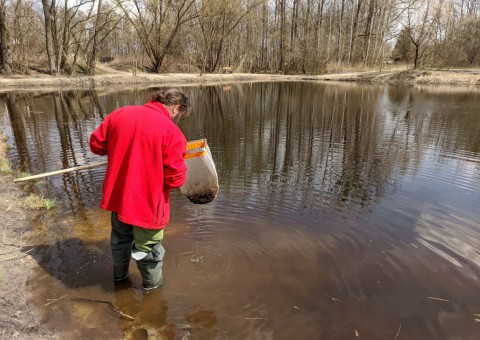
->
[1,83,480,339]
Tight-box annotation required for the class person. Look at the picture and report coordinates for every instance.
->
[90,88,190,290]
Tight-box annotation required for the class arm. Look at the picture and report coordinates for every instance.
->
[163,131,187,190]
[89,114,111,156]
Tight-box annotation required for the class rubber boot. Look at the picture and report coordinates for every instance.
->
[134,242,165,290]
[113,263,130,282]
[111,213,133,282]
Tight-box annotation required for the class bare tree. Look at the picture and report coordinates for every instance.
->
[57,0,95,74]
[406,0,434,69]
[2,0,480,75]
[85,0,122,74]
[195,0,261,73]
[461,18,480,65]
[116,0,198,73]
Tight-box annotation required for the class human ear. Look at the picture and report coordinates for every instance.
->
[175,105,181,116]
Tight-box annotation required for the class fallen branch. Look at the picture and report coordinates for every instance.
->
[41,295,68,307]
[324,293,341,302]
[70,297,135,321]
[0,244,41,262]
[0,242,22,248]
[0,253,27,262]
[394,323,402,339]
[0,244,22,256]
[427,297,450,302]
[245,317,273,322]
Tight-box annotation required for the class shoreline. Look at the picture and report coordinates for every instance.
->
[0,133,56,339]
[0,174,55,339]
[1,68,480,91]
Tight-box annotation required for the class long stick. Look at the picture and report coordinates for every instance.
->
[13,160,108,183]
[13,140,206,184]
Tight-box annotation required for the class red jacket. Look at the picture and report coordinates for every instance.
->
[90,101,187,229]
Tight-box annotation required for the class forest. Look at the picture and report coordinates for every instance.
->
[0,0,479,76]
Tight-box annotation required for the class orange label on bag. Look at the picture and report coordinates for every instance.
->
[185,139,208,159]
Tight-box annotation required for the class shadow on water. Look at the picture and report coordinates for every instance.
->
[26,238,112,290]
[25,237,219,339]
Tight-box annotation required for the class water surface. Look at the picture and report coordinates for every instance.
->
[1,82,480,339]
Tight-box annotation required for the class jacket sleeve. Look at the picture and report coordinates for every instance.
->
[163,131,187,190]
[90,114,111,156]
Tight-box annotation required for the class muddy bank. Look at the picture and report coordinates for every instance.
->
[0,158,56,338]
[0,72,304,91]
[1,68,479,90]
[318,68,480,86]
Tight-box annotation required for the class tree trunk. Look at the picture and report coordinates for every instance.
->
[0,1,11,75]
[87,0,103,75]
[337,0,345,64]
[363,0,375,65]
[348,0,362,65]
[59,3,69,72]
[314,0,325,55]
[41,0,57,75]
[301,0,312,73]
[261,1,267,70]
[279,0,286,73]
[413,42,420,69]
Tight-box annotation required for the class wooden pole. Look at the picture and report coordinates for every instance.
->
[13,160,108,183]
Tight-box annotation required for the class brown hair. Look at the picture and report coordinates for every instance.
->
[151,88,191,121]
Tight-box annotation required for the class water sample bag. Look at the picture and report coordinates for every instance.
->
[180,139,219,204]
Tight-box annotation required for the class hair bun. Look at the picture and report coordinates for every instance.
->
[151,90,167,103]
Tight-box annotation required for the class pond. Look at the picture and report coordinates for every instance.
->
[1,82,480,339]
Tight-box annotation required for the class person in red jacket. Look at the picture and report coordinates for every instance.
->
[90,88,190,290]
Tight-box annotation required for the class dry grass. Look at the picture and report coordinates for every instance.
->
[322,62,410,75]
[0,132,55,210]
[23,193,56,210]
[0,158,13,173]
[324,62,371,74]
[0,134,12,174]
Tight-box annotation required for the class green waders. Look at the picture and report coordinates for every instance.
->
[111,212,165,290]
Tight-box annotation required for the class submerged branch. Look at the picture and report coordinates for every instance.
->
[41,295,135,321]
[70,297,135,321]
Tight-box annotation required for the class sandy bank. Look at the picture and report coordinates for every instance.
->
[1,68,480,91]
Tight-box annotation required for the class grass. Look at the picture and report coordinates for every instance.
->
[321,62,410,75]
[0,132,56,210]
[0,158,13,173]
[0,134,13,174]
[23,194,56,210]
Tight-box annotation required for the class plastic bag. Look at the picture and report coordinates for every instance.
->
[180,139,219,204]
